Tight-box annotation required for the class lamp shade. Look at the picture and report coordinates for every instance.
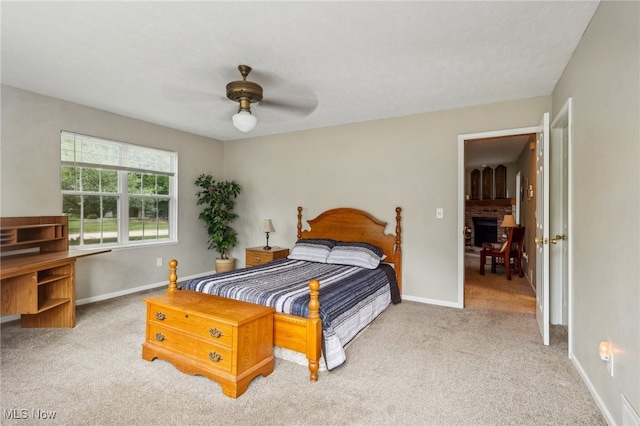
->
[261,219,275,233]
[232,110,257,132]
[501,214,517,227]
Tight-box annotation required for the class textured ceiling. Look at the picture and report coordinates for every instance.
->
[2,1,598,165]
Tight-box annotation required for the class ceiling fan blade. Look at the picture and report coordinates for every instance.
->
[234,68,317,117]
[257,97,317,117]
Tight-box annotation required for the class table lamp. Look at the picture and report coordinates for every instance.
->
[261,219,275,250]
[501,214,517,240]
[501,214,517,228]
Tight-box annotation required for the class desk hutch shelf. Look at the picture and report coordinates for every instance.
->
[1,224,66,246]
[1,216,109,328]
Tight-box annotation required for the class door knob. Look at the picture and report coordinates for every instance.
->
[536,235,566,245]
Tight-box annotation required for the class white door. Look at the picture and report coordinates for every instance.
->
[535,112,550,345]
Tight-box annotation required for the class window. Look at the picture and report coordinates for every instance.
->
[61,131,177,248]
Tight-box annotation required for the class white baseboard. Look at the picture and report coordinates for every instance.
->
[0,269,215,324]
[402,294,463,309]
[570,351,615,425]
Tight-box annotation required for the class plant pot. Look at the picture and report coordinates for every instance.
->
[215,258,235,273]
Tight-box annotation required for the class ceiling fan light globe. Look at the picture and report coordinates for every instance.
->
[232,110,257,132]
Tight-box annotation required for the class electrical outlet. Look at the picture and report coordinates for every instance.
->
[156,257,163,267]
[436,208,444,219]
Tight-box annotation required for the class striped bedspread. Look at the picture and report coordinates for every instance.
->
[182,258,397,370]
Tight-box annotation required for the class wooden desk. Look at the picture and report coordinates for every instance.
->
[1,216,110,328]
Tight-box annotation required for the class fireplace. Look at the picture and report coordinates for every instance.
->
[473,217,498,246]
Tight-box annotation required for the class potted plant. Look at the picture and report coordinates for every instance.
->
[194,174,241,273]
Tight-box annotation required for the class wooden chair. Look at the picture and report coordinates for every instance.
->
[479,226,525,280]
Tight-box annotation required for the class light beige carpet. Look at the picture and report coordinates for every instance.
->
[464,251,536,314]
[0,261,604,425]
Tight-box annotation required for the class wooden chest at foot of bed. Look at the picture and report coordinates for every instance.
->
[142,290,275,398]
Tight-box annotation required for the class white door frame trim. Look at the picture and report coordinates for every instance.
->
[457,125,540,308]
[550,97,573,356]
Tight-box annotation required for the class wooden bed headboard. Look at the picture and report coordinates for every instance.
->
[296,206,402,292]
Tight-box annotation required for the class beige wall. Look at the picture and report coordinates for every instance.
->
[223,96,550,304]
[1,85,225,301]
[552,1,639,423]
[0,88,548,306]
[516,136,538,283]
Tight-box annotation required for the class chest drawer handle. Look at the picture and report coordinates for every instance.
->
[154,332,166,342]
[209,351,223,362]
[209,328,223,338]
[155,312,166,321]
[255,256,261,262]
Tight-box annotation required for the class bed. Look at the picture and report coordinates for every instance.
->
[166,206,402,381]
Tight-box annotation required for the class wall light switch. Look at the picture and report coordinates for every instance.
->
[436,208,444,219]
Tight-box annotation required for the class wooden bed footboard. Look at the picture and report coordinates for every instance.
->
[166,259,322,381]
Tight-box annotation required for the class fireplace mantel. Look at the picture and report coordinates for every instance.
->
[466,199,515,207]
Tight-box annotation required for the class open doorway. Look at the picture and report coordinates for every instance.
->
[457,111,571,350]
[462,132,537,313]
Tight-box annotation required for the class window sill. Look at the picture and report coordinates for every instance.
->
[70,240,179,252]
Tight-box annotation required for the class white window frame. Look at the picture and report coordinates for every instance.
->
[61,131,178,249]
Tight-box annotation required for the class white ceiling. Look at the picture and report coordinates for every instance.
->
[2,1,598,165]
[465,133,533,169]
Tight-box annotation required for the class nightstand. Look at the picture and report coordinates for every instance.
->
[245,247,289,267]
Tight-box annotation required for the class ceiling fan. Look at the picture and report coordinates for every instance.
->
[163,64,317,133]
[226,65,263,132]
